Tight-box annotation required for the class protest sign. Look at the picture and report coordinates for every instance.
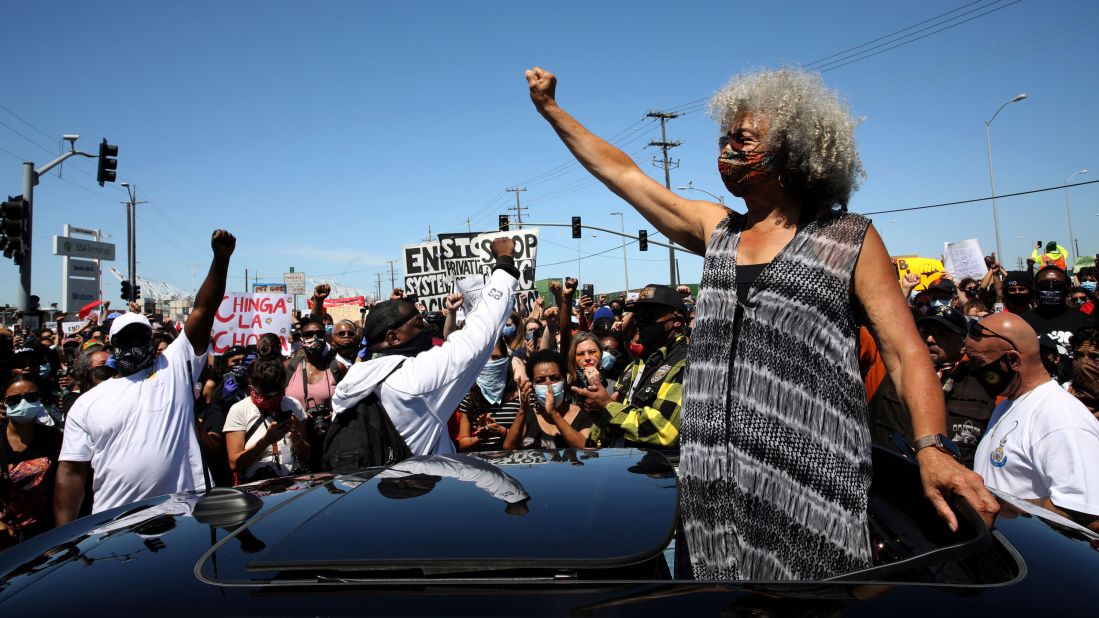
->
[283,272,307,295]
[893,256,945,291]
[211,292,294,355]
[308,296,365,324]
[61,320,87,336]
[943,239,988,282]
[403,241,449,312]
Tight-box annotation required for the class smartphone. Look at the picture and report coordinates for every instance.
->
[582,283,594,299]
[575,369,590,389]
[272,407,293,423]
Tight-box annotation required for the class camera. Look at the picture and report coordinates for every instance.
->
[305,399,332,435]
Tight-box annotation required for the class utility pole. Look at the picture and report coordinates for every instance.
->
[374,272,382,302]
[387,260,398,293]
[467,217,472,234]
[506,187,527,228]
[119,183,148,298]
[423,225,433,241]
[648,111,681,286]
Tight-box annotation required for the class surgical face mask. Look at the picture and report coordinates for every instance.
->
[1081,281,1097,293]
[502,325,517,339]
[4,395,44,424]
[113,342,157,376]
[533,381,565,409]
[717,149,773,197]
[325,324,334,336]
[524,331,536,342]
[476,357,510,405]
[970,354,1017,398]
[599,350,617,371]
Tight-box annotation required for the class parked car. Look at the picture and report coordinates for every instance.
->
[1,447,1097,615]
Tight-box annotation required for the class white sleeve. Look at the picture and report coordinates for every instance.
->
[387,268,518,400]
[165,333,209,387]
[222,401,250,433]
[59,399,93,462]
[1034,427,1099,516]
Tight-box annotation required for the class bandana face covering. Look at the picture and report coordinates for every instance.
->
[476,357,510,405]
[718,149,774,197]
[114,343,157,376]
[250,389,282,414]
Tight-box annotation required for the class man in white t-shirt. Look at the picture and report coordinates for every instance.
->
[967,312,1099,532]
[54,230,237,523]
[224,359,310,483]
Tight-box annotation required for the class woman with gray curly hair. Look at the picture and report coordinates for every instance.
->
[526,66,997,581]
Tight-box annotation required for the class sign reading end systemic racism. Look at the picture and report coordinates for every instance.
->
[211,293,294,355]
[404,229,539,312]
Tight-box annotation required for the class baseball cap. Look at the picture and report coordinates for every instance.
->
[593,306,614,322]
[1046,241,1059,253]
[1004,271,1034,290]
[630,284,688,314]
[109,312,152,338]
[916,305,967,336]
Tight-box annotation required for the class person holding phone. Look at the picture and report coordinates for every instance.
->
[224,359,310,484]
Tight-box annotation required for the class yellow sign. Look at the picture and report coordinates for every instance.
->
[894,256,944,291]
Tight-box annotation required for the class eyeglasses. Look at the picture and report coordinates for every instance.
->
[300,331,325,340]
[967,320,1018,351]
[1069,296,1089,307]
[963,287,979,294]
[4,392,41,407]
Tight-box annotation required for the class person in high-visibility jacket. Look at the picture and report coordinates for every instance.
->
[1031,241,1069,271]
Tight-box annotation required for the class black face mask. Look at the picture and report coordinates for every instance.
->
[114,342,157,376]
[1005,292,1032,305]
[383,329,434,357]
[334,342,360,358]
[636,322,670,355]
[970,354,1017,398]
[1037,283,1068,308]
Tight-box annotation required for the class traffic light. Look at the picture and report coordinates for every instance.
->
[499,215,509,232]
[97,139,118,186]
[121,280,131,300]
[571,216,581,239]
[639,229,648,251]
[1,196,28,264]
[133,284,141,301]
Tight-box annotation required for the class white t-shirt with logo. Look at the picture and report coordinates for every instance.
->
[974,380,1099,516]
[60,335,209,514]
[223,396,307,481]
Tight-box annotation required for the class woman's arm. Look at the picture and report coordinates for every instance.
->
[443,293,463,340]
[854,225,998,529]
[226,421,289,474]
[456,412,481,452]
[526,67,727,255]
[547,405,590,449]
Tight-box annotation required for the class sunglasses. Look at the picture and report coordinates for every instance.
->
[5,391,41,407]
[1069,296,1089,307]
[300,331,325,340]
[967,320,1018,351]
[333,330,355,338]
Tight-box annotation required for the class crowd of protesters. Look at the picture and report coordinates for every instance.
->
[1,64,1098,585]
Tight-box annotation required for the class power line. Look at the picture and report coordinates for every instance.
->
[859,178,1099,216]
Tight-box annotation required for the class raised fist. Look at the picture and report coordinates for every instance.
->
[313,283,331,302]
[211,229,236,261]
[525,67,558,111]
[490,236,516,259]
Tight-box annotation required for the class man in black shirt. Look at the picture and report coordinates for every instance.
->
[1022,266,1089,358]
[869,305,995,468]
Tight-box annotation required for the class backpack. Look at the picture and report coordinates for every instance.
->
[321,361,412,474]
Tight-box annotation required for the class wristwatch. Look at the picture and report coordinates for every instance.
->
[913,434,961,460]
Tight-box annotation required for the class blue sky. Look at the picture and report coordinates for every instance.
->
[2,0,1097,309]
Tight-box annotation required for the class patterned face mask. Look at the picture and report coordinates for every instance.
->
[717,149,773,197]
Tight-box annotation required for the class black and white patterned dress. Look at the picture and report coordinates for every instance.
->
[680,210,873,580]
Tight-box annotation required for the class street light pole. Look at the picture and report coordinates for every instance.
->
[1064,169,1088,266]
[610,211,630,293]
[676,181,725,205]
[984,93,1027,261]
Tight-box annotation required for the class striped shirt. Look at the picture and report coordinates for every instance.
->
[458,394,521,451]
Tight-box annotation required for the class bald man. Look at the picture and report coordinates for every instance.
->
[967,312,1099,531]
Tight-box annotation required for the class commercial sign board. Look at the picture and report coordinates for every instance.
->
[52,236,116,261]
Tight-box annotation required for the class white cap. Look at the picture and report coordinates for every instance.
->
[109,312,152,338]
